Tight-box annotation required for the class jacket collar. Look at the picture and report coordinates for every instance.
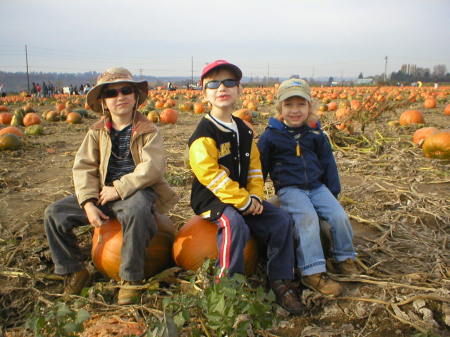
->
[268,117,309,133]
[90,111,156,136]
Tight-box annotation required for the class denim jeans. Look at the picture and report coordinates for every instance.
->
[44,188,157,281]
[278,184,356,276]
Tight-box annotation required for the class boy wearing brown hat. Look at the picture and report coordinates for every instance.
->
[188,60,303,314]
[44,67,177,305]
[258,79,359,297]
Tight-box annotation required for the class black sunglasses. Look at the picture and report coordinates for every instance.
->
[102,86,134,98]
[204,79,239,89]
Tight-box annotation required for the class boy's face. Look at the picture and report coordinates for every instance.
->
[102,83,136,118]
[203,69,240,113]
[281,96,310,128]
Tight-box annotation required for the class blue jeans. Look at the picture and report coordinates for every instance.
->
[278,185,356,276]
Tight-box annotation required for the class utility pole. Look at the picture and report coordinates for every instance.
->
[384,56,388,82]
[191,56,194,87]
[25,45,30,93]
[266,63,269,86]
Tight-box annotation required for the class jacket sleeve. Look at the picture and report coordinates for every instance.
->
[113,129,165,200]
[317,131,341,197]
[245,141,264,202]
[73,130,101,206]
[257,130,271,181]
[189,136,252,211]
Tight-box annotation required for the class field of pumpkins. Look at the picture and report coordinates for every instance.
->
[0,85,449,336]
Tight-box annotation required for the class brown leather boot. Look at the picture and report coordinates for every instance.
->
[270,280,303,314]
[335,259,360,275]
[117,281,142,305]
[301,273,343,297]
[64,268,90,295]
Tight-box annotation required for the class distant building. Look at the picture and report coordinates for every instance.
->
[354,78,374,85]
[400,64,417,75]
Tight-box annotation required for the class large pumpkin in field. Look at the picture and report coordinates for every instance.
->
[0,126,24,137]
[159,108,178,124]
[422,131,450,159]
[22,112,41,127]
[0,112,13,125]
[399,110,425,126]
[91,214,175,281]
[172,216,259,276]
[412,127,440,146]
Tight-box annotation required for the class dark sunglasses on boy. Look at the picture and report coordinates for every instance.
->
[102,86,134,98]
[204,79,239,89]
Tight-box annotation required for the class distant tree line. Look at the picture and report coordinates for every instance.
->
[0,71,191,93]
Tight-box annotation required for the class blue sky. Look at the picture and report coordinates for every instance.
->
[1,0,449,79]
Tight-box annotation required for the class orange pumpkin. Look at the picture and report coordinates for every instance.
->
[193,103,205,114]
[172,216,259,276]
[232,108,252,122]
[422,131,450,159]
[444,104,450,116]
[0,105,9,112]
[91,216,175,281]
[423,98,437,109]
[45,111,60,121]
[159,108,178,124]
[55,102,66,112]
[327,101,338,111]
[22,112,41,127]
[0,126,24,137]
[66,112,82,124]
[0,112,13,125]
[412,127,440,146]
[399,110,425,126]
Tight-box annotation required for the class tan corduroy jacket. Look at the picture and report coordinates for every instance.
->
[72,112,178,214]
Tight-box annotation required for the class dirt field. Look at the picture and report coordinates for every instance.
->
[0,94,449,337]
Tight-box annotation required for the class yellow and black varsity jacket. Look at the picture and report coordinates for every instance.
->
[188,114,264,221]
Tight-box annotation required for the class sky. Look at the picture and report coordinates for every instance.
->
[1,0,449,80]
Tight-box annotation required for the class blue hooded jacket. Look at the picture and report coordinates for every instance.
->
[257,117,341,197]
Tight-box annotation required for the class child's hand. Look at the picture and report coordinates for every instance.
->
[99,186,120,205]
[84,202,109,227]
[242,198,264,216]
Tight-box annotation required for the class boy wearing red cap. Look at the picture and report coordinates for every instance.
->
[188,60,302,314]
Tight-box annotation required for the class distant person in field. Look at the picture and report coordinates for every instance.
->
[43,67,178,305]
[258,78,360,297]
[188,60,303,314]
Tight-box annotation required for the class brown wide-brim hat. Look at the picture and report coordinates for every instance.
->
[86,67,148,113]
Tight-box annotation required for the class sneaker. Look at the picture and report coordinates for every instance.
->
[270,280,303,314]
[301,273,343,297]
[64,268,90,295]
[335,259,360,275]
[117,281,142,305]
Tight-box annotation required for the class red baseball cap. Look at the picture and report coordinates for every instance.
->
[200,60,242,85]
